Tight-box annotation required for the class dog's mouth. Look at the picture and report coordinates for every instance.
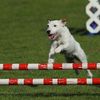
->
[48,34,57,40]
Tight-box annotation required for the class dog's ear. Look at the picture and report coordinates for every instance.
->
[48,20,51,23]
[61,19,66,25]
[48,19,51,23]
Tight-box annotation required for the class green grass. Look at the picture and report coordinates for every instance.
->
[0,0,100,100]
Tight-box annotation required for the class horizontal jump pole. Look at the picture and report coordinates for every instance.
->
[0,63,100,70]
[0,78,100,85]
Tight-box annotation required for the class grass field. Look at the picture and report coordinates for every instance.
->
[0,0,100,100]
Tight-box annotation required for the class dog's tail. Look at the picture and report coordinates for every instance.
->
[75,70,80,75]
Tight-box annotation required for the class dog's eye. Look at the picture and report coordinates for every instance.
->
[54,25,57,27]
[47,25,49,27]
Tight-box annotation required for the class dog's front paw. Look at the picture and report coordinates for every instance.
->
[48,59,54,64]
[55,47,62,53]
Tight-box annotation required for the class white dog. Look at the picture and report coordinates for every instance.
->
[47,19,93,78]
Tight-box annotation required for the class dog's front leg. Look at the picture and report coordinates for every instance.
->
[48,41,58,63]
[55,44,68,53]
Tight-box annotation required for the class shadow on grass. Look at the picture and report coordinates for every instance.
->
[69,27,88,35]
[69,27,100,35]
[0,92,100,97]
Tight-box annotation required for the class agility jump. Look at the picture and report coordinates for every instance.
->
[0,63,99,70]
[0,78,100,85]
[0,63,100,85]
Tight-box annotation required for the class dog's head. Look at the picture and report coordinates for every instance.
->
[46,19,66,40]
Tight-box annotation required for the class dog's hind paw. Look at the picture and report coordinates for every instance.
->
[88,73,93,78]
[48,59,54,64]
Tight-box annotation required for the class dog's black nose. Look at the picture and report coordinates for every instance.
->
[47,30,50,34]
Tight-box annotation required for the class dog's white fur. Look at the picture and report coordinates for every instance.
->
[47,19,93,78]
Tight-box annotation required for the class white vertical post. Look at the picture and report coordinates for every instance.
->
[86,0,100,34]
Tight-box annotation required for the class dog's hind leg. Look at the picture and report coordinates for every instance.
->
[63,53,80,75]
[73,56,81,75]
[74,54,93,78]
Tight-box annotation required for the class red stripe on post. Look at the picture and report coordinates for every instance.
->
[9,79,18,85]
[73,63,82,69]
[92,78,100,85]
[39,64,47,70]
[44,78,52,85]
[58,78,67,85]
[3,64,12,70]
[24,79,33,85]
[88,63,97,69]
[19,64,28,70]
[53,64,62,70]
[78,78,87,85]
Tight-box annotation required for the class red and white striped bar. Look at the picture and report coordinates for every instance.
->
[0,78,100,85]
[0,63,100,70]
